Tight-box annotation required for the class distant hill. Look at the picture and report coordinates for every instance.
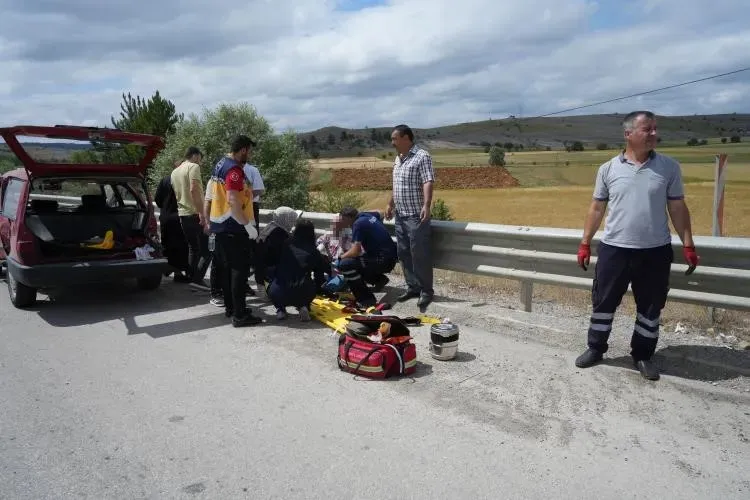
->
[298,113,750,155]
[3,113,748,160]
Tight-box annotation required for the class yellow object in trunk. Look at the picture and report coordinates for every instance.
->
[83,230,114,250]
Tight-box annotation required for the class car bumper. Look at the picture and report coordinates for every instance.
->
[6,256,171,288]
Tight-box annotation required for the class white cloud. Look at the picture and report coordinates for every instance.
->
[0,0,749,132]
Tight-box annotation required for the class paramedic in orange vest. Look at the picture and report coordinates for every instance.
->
[208,135,263,327]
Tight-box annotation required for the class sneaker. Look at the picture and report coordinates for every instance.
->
[209,296,224,307]
[232,313,263,327]
[276,308,288,320]
[575,348,603,368]
[298,306,311,322]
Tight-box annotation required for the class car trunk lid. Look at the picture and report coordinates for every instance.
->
[0,125,164,177]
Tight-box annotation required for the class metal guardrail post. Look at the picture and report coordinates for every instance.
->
[520,280,533,313]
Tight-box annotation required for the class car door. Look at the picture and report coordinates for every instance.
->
[0,177,24,259]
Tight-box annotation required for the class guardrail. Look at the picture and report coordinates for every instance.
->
[29,195,750,312]
[257,210,750,313]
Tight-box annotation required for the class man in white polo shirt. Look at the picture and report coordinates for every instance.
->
[242,162,265,234]
[575,110,700,381]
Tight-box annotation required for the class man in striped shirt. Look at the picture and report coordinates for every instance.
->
[385,124,435,310]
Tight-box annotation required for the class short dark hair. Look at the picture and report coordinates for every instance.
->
[231,135,256,153]
[392,124,414,142]
[622,111,655,131]
[185,146,202,158]
[339,206,358,219]
[292,219,316,244]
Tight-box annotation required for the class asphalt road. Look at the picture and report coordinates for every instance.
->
[1,280,748,499]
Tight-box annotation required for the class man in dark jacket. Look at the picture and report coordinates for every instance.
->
[154,161,190,282]
[336,207,397,307]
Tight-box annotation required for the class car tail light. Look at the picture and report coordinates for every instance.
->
[147,214,160,242]
[14,226,39,265]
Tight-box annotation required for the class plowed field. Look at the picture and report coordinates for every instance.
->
[328,166,520,190]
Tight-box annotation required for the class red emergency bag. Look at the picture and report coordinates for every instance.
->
[337,316,417,378]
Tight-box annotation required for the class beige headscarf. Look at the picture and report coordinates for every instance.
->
[273,206,301,234]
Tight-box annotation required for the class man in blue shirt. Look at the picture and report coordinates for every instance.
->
[336,207,397,307]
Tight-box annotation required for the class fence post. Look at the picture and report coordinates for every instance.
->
[709,153,728,323]
[520,280,533,312]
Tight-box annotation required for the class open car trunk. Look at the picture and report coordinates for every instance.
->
[26,177,155,261]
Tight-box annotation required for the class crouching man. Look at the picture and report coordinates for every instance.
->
[336,207,397,308]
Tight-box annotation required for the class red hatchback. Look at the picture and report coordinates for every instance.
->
[0,125,170,308]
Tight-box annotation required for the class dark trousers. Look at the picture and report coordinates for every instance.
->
[179,214,210,283]
[268,280,316,310]
[395,214,433,297]
[588,242,673,361]
[210,248,222,298]
[159,216,189,273]
[339,255,396,307]
[215,232,252,320]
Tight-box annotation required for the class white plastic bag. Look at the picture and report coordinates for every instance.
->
[245,222,258,240]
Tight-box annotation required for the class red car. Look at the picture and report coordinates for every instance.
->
[0,125,169,308]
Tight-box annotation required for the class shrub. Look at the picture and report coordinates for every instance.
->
[308,180,365,213]
[488,146,505,166]
[431,199,454,221]
[151,102,310,210]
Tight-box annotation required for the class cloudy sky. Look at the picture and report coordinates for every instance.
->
[1,0,749,132]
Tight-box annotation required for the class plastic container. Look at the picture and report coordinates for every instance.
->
[429,322,460,360]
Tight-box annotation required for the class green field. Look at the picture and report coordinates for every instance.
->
[426,142,750,187]
[341,142,750,236]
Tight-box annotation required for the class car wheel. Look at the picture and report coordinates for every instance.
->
[136,274,162,291]
[7,270,37,308]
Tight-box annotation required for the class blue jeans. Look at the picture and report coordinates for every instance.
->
[394,214,433,296]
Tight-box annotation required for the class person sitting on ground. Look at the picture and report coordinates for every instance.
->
[267,220,329,321]
[317,216,354,263]
[254,206,301,294]
[316,216,354,294]
[336,206,398,308]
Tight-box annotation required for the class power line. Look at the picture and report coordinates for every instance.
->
[534,66,750,118]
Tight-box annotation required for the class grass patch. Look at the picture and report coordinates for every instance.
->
[358,183,750,237]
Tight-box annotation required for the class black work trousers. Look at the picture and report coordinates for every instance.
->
[179,214,211,283]
[587,242,673,361]
[339,255,396,307]
[215,232,252,320]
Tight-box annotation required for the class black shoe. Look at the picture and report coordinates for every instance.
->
[397,290,420,302]
[232,313,263,327]
[575,348,603,368]
[173,272,192,283]
[370,275,390,292]
[417,293,433,309]
[634,359,660,381]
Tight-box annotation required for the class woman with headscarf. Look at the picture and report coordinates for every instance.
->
[268,219,329,321]
[253,206,301,292]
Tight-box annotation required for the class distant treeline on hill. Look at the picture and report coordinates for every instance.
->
[296,112,750,156]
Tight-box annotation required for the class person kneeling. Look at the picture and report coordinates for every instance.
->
[255,206,300,296]
[267,220,329,321]
[336,207,397,308]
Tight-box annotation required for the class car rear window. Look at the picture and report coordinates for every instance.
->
[28,178,148,212]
